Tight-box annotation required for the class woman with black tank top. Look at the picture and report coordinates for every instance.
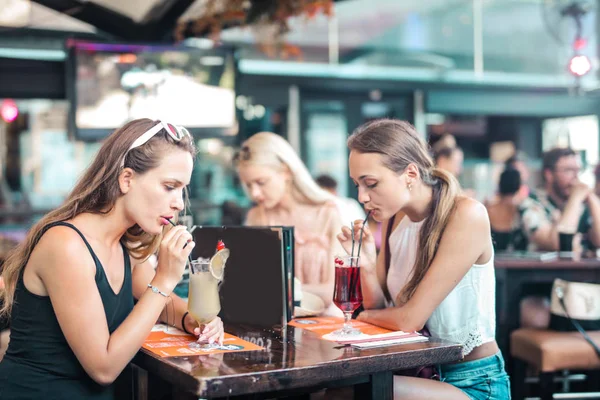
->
[0,119,224,399]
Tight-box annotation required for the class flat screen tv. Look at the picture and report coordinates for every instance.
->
[66,40,237,141]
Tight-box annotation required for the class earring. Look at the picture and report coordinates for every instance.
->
[407,181,413,191]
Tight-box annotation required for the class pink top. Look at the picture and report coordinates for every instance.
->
[246,202,342,285]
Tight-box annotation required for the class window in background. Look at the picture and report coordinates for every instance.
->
[191,138,248,225]
[303,101,349,196]
[1,99,242,228]
[16,100,101,210]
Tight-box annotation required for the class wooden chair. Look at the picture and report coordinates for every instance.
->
[511,328,600,399]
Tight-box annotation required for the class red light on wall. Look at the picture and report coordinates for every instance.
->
[574,38,587,51]
[0,99,18,123]
[568,55,592,77]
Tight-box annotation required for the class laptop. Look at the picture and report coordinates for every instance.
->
[190,225,294,327]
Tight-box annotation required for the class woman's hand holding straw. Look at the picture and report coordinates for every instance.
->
[336,211,376,272]
[166,218,194,268]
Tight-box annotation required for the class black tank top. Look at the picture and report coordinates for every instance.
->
[0,221,134,399]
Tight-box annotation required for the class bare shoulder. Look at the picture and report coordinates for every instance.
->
[322,200,340,215]
[30,225,96,279]
[438,196,492,265]
[320,201,342,225]
[34,225,91,260]
[449,196,490,230]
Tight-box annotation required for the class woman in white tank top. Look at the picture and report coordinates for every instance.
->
[337,119,510,400]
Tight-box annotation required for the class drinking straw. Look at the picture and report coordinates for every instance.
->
[350,221,355,256]
[356,211,372,261]
[349,211,372,299]
[167,218,193,268]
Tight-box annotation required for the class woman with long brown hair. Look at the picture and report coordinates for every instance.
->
[0,119,223,399]
[338,119,509,399]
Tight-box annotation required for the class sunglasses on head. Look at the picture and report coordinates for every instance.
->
[122,121,191,167]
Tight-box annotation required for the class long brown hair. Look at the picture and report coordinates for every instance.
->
[0,118,196,316]
[347,119,461,305]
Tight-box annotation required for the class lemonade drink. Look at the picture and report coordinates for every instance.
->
[188,271,221,324]
[188,258,221,324]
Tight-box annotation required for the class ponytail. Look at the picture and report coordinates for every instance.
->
[396,167,461,305]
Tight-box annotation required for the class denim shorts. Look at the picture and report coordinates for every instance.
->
[439,351,511,400]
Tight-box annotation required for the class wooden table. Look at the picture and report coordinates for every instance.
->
[495,257,600,377]
[132,323,463,400]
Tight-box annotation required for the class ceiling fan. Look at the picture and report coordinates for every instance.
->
[541,0,595,46]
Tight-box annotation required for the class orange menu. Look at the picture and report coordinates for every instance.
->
[290,317,392,336]
[142,325,263,358]
[289,317,424,344]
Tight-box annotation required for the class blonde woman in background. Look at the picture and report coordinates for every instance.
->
[234,132,344,316]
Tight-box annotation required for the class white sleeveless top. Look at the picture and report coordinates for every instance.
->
[386,217,496,356]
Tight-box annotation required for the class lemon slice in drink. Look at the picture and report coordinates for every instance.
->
[209,248,229,280]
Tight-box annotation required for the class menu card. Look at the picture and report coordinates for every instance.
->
[142,324,263,358]
[289,317,427,345]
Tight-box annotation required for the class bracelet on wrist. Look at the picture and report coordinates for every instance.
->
[147,283,169,297]
[181,311,192,334]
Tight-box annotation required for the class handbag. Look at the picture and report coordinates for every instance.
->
[384,214,439,380]
[549,278,600,357]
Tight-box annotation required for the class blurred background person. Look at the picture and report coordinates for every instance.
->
[431,133,457,153]
[504,151,531,201]
[517,148,600,329]
[486,168,530,252]
[315,174,366,223]
[520,147,600,252]
[433,146,464,178]
[233,132,344,316]
[433,143,474,198]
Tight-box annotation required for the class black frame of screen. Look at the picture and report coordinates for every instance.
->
[65,40,239,142]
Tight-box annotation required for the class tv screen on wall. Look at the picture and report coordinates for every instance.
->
[67,40,237,141]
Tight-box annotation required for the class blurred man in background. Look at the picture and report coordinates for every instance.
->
[520,147,600,252]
